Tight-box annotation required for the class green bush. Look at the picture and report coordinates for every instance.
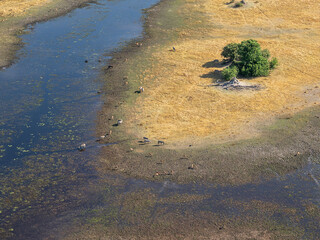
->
[221,43,239,62]
[261,49,270,59]
[220,39,278,80]
[269,57,278,69]
[222,65,239,81]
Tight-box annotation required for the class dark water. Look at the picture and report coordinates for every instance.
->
[0,0,319,239]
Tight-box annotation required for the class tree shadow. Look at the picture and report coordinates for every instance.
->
[201,59,233,83]
[202,59,228,68]
[200,69,223,82]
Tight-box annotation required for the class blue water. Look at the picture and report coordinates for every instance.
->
[0,0,158,238]
[0,0,157,167]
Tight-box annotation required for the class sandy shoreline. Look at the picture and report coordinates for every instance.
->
[97,0,320,185]
[0,0,94,69]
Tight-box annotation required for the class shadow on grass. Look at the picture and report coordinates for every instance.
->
[200,69,222,82]
[202,59,229,68]
[201,59,231,83]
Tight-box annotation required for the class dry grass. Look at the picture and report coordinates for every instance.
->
[0,0,90,68]
[0,0,50,18]
[128,0,320,146]
[0,0,51,68]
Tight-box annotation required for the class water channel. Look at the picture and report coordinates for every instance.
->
[0,0,159,238]
[0,0,319,239]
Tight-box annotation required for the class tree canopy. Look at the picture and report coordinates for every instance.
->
[221,39,278,80]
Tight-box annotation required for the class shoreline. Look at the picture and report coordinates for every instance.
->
[0,0,95,69]
[97,0,320,185]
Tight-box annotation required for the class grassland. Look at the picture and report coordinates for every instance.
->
[98,0,320,184]
[0,0,49,17]
[129,0,320,145]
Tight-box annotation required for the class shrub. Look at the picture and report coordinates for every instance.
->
[222,65,239,81]
[269,57,278,69]
[261,49,270,59]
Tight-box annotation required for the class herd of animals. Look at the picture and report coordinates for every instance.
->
[78,88,164,151]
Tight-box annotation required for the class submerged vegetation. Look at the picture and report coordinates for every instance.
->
[221,39,278,80]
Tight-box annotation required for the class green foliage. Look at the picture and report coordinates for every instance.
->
[221,39,278,80]
[222,65,238,81]
[221,43,239,61]
[269,57,278,69]
[261,49,270,59]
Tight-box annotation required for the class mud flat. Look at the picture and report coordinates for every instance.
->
[98,0,320,185]
[0,0,93,68]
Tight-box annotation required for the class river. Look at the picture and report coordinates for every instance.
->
[0,0,159,238]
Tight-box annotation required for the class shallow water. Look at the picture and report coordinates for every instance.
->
[22,158,319,239]
[0,0,159,238]
[0,0,319,239]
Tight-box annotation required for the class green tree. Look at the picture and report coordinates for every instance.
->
[220,39,278,80]
[236,39,270,77]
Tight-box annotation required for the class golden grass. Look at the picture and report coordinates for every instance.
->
[129,0,320,146]
[0,0,49,17]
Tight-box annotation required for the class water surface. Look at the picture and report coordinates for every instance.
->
[0,0,159,238]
